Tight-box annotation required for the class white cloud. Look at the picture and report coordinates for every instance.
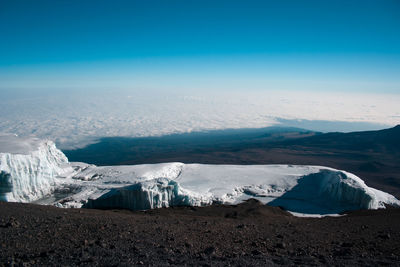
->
[1,89,399,149]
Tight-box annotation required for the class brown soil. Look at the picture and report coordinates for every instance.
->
[1,200,400,266]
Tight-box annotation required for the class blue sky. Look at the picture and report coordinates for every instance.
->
[1,0,400,93]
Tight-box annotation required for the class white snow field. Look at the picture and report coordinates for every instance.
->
[1,134,399,216]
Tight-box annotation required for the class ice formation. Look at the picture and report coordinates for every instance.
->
[0,134,72,202]
[1,135,399,215]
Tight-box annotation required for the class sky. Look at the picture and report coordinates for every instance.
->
[0,0,400,148]
[1,0,400,92]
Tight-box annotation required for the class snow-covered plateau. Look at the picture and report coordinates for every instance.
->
[1,134,399,216]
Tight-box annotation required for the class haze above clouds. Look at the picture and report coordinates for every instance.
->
[1,89,397,149]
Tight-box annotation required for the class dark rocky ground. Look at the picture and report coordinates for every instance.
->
[1,200,400,266]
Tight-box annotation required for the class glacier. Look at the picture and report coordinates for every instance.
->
[0,134,72,202]
[1,134,399,215]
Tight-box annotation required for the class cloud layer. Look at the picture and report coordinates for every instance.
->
[1,89,399,149]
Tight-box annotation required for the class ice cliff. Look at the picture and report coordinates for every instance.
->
[0,134,399,215]
[84,178,212,210]
[0,135,71,202]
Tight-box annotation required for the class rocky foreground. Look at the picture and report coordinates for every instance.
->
[1,200,400,266]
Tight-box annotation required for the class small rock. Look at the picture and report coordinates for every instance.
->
[333,248,352,256]
[204,246,216,255]
[379,233,391,239]
[5,218,21,228]
[341,242,354,247]
[225,211,238,218]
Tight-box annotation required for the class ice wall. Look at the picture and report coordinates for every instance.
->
[84,178,212,210]
[0,138,71,202]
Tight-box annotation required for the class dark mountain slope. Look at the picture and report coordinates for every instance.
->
[64,127,318,165]
[280,125,400,152]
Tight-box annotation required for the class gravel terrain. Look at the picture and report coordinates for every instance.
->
[1,200,400,266]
